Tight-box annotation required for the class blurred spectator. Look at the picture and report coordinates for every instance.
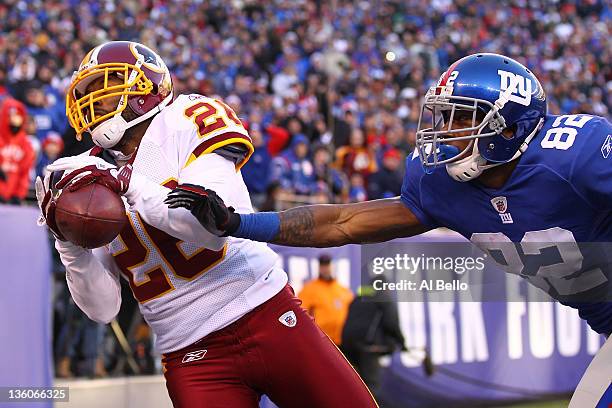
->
[258,181,283,212]
[342,281,406,402]
[298,254,354,346]
[0,64,8,98]
[39,131,64,173]
[8,54,37,102]
[348,173,368,203]
[23,82,67,176]
[336,127,378,179]
[312,144,348,203]
[271,133,316,195]
[241,123,272,209]
[54,291,107,379]
[0,97,34,204]
[367,148,404,199]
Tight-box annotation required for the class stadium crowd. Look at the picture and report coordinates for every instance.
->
[0,0,609,377]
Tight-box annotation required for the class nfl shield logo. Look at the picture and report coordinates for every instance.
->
[491,196,508,214]
[279,311,297,328]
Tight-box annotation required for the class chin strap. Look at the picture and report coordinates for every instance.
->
[445,142,487,182]
[445,117,544,182]
[90,56,173,149]
[91,91,173,149]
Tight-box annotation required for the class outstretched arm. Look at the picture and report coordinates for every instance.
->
[271,198,428,247]
[165,185,429,247]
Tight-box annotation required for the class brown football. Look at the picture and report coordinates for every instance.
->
[55,182,127,249]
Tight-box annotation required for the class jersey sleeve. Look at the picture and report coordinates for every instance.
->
[569,116,612,211]
[400,151,440,228]
[57,240,122,324]
[178,152,244,210]
[174,95,254,171]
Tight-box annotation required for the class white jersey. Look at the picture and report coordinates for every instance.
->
[68,94,286,353]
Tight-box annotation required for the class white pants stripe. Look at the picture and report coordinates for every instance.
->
[569,335,612,407]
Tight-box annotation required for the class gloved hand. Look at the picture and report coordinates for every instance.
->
[47,156,132,195]
[164,184,240,236]
[35,170,66,241]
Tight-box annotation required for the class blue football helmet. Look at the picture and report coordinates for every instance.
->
[416,53,547,181]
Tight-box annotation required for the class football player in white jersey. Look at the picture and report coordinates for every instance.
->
[36,41,378,408]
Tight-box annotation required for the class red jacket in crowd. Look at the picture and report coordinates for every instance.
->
[0,97,35,201]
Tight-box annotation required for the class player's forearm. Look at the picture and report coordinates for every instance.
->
[275,204,345,247]
[56,241,122,323]
[235,199,425,247]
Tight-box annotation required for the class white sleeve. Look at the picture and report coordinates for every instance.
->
[178,152,240,206]
[124,169,227,251]
[57,240,122,324]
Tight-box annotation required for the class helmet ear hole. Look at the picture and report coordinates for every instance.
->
[151,83,159,95]
[121,105,139,122]
[502,124,517,140]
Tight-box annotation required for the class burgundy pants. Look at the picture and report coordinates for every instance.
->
[162,285,378,408]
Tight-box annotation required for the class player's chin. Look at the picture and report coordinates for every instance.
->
[444,139,471,153]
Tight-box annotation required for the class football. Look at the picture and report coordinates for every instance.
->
[55,182,127,249]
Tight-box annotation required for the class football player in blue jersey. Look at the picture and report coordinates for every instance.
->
[166,53,612,407]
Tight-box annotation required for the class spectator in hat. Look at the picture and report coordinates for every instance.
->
[367,148,404,199]
[37,131,64,177]
[0,97,35,204]
[298,254,354,346]
[271,133,316,196]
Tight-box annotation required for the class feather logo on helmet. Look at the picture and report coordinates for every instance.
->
[135,44,159,65]
[131,43,165,73]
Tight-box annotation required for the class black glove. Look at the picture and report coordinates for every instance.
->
[165,183,241,236]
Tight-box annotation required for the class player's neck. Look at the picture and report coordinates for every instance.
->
[116,119,152,156]
[477,159,520,189]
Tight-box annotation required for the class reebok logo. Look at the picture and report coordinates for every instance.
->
[182,349,207,363]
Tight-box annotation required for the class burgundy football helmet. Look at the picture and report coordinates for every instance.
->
[66,41,173,148]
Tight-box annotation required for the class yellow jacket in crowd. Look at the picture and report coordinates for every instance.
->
[299,279,354,345]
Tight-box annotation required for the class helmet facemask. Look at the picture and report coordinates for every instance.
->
[66,61,154,143]
[416,88,509,172]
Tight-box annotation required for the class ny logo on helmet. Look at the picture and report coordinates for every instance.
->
[498,70,532,106]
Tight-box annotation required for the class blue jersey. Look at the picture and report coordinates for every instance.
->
[401,114,612,335]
